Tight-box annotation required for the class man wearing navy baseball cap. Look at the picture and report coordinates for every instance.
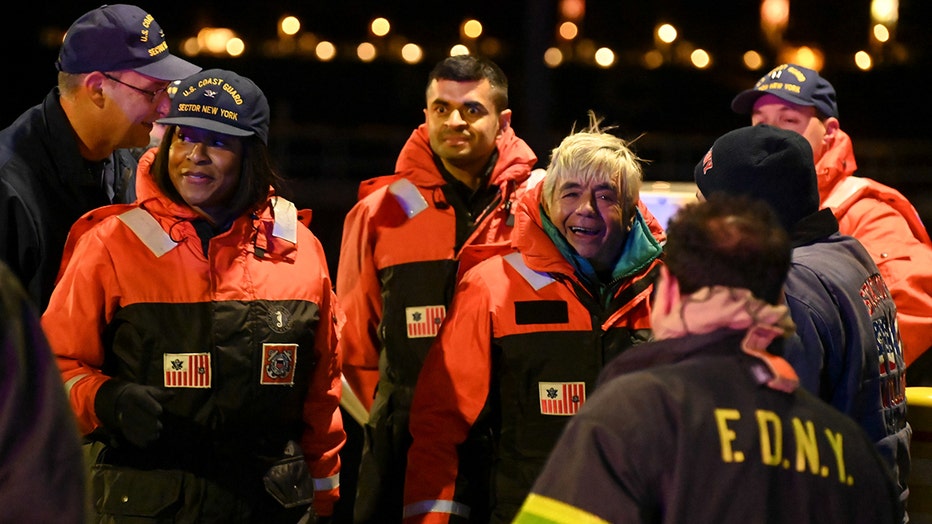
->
[693,124,911,522]
[732,63,932,386]
[731,63,838,119]
[56,4,201,81]
[0,4,201,311]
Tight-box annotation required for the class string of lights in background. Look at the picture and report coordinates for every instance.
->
[42,0,905,74]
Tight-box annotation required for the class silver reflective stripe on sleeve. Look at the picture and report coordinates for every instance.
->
[313,472,340,491]
[63,373,89,397]
[402,499,471,519]
[821,175,869,210]
[117,207,178,257]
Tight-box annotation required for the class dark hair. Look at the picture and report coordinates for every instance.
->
[663,194,791,304]
[152,125,282,217]
[426,55,509,111]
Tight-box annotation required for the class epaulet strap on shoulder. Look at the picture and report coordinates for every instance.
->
[272,197,298,243]
[388,178,429,218]
[504,251,554,291]
[822,176,869,210]
[117,207,178,257]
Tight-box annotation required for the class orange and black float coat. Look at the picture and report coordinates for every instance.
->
[337,124,538,410]
[403,182,664,523]
[816,129,932,371]
[337,124,537,522]
[41,157,345,516]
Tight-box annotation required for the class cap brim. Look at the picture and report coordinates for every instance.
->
[731,88,817,115]
[134,54,202,81]
[157,116,255,137]
[731,89,764,114]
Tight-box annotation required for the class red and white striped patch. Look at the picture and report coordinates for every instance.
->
[163,353,211,388]
[538,381,586,415]
[405,305,446,339]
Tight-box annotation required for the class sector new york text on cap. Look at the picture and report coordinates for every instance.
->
[158,69,270,144]
[731,63,838,119]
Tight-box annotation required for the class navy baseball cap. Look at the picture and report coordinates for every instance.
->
[694,125,819,232]
[56,4,201,81]
[159,69,270,144]
[731,63,838,119]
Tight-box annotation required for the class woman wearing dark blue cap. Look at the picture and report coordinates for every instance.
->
[42,69,345,523]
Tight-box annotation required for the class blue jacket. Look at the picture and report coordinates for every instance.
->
[782,209,910,514]
[0,88,137,311]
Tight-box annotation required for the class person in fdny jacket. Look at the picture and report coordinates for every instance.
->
[693,125,909,518]
[513,194,903,524]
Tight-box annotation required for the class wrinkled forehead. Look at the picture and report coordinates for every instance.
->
[555,172,617,191]
[544,167,620,206]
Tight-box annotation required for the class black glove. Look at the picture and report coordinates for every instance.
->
[96,380,173,448]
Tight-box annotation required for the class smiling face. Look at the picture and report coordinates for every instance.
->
[168,125,243,224]
[541,124,643,274]
[424,77,510,187]
[547,176,628,272]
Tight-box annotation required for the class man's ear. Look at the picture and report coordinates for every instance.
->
[822,116,840,146]
[498,109,512,136]
[83,71,109,106]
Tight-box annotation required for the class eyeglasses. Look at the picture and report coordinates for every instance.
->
[102,73,168,103]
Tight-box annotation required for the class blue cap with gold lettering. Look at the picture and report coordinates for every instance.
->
[159,68,270,144]
[56,4,200,81]
[731,63,838,119]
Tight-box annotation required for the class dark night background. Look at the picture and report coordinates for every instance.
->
[5,3,932,268]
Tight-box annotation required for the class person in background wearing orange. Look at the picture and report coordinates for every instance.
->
[731,63,932,384]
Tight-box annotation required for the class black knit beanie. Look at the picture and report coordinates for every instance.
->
[694,125,820,232]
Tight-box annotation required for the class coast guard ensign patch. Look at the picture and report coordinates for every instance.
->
[163,353,211,388]
[538,381,586,415]
[261,343,298,385]
[405,305,446,338]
